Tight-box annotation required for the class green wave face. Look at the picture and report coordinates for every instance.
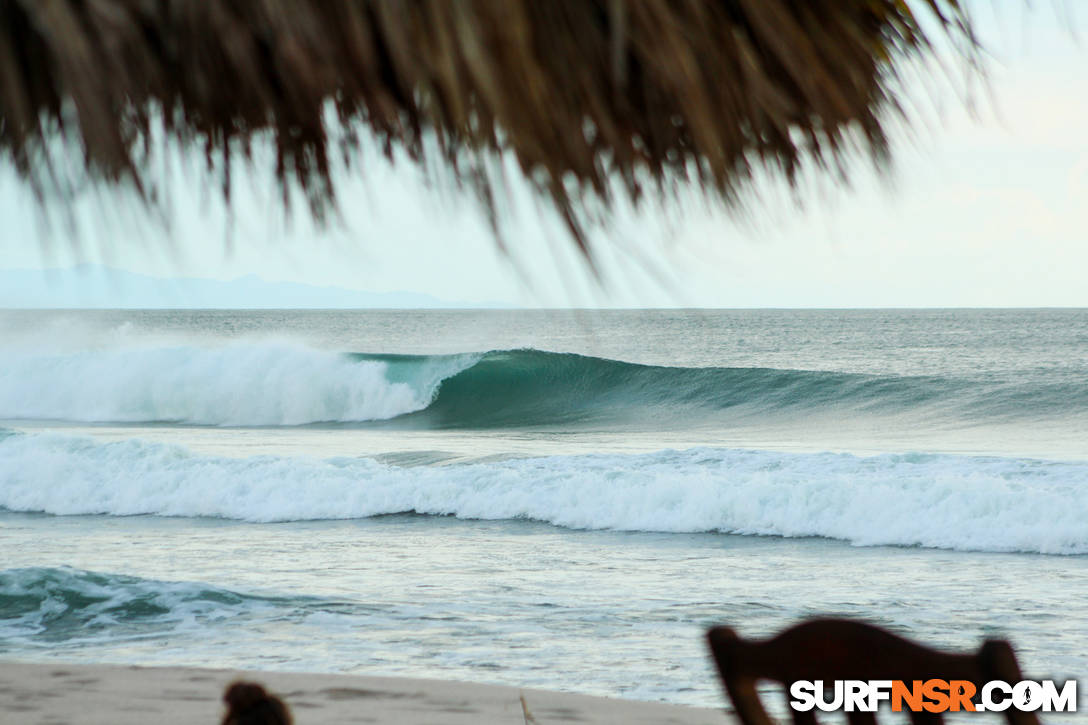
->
[357,349,1086,430]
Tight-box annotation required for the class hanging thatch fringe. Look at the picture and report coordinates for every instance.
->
[0,0,973,257]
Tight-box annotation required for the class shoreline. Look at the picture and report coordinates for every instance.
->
[0,660,725,724]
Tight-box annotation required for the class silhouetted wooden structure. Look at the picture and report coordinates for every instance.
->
[707,619,1040,725]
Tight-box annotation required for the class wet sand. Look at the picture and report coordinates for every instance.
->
[0,661,724,724]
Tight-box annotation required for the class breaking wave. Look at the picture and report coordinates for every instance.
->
[0,344,1084,428]
[0,566,315,648]
[1,431,1086,554]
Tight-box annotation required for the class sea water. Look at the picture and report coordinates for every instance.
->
[1,309,1087,710]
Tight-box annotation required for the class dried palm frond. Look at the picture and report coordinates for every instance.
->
[0,0,975,259]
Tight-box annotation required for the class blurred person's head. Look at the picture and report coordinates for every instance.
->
[221,682,292,725]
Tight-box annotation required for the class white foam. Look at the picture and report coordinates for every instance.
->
[1,432,1086,554]
[0,566,280,646]
[0,343,468,425]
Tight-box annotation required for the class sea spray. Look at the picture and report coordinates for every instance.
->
[0,343,477,425]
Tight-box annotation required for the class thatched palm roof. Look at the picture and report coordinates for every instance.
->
[0,1,973,258]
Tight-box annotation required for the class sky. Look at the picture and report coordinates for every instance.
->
[0,1,1085,308]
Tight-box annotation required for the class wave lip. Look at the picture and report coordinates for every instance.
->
[2,432,1087,555]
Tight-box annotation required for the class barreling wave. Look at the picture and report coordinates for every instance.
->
[0,566,315,648]
[1,343,1085,428]
[2,432,1086,555]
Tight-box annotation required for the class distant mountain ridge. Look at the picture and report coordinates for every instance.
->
[0,266,501,309]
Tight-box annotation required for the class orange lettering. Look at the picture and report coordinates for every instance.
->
[948,680,976,712]
[892,680,924,712]
[922,679,950,713]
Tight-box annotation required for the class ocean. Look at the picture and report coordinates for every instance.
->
[1,309,1087,710]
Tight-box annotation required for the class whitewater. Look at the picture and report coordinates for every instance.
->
[2,308,1088,712]
[0,343,476,425]
[1,431,1086,554]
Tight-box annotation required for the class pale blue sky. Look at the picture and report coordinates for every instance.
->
[1,1,1085,308]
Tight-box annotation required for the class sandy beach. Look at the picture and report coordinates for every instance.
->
[0,661,724,724]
